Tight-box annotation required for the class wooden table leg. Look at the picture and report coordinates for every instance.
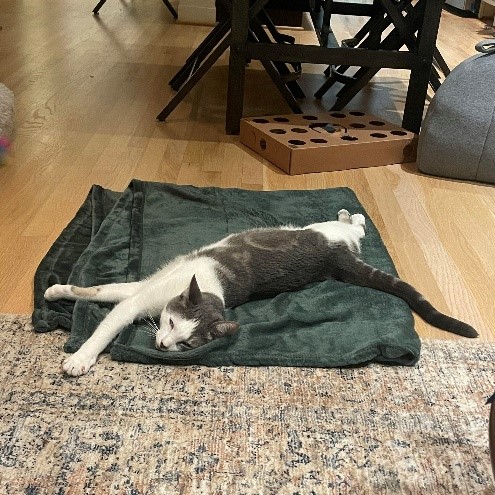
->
[402,0,444,133]
[226,0,249,135]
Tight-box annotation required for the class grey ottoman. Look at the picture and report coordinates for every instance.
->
[417,40,495,184]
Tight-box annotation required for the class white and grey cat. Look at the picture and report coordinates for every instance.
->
[45,209,477,376]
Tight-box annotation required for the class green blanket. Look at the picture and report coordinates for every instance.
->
[32,180,420,367]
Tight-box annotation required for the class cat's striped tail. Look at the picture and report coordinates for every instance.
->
[339,258,478,338]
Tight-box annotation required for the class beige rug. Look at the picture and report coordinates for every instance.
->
[1,314,494,494]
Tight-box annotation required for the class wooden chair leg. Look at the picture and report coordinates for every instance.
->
[169,21,230,90]
[93,0,107,14]
[157,36,232,121]
[161,0,178,19]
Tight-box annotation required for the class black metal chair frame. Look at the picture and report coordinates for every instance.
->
[158,0,311,123]
[93,0,178,19]
[158,0,445,135]
[315,0,450,105]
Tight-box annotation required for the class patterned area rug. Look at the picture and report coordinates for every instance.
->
[1,314,494,494]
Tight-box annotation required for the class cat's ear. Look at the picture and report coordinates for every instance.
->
[187,275,203,306]
[210,321,239,338]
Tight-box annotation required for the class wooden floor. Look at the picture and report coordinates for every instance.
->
[1,0,494,341]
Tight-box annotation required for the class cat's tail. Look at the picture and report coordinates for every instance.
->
[338,257,478,338]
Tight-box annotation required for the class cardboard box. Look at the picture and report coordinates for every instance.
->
[239,111,418,175]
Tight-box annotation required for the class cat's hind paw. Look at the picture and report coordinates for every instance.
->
[62,352,97,376]
[337,209,351,223]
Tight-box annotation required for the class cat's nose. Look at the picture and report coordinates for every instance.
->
[156,341,167,350]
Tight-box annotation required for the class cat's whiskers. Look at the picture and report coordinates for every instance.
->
[139,313,160,338]
[146,312,160,331]
[141,326,157,337]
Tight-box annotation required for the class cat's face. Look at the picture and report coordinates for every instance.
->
[155,276,239,351]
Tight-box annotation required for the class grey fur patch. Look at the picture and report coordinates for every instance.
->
[166,291,229,349]
[200,228,347,308]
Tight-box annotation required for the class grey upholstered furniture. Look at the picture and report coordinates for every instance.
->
[417,40,495,184]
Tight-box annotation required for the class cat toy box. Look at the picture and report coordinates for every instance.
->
[239,111,417,175]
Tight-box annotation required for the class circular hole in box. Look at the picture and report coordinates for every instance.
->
[341,135,358,141]
[369,120,385,126]
[391,130,407,136]
[349,111,365,116]
[310,138,328,143]
[270,129,286,134]
[330,112,346,118]
[260,139,267,150]
[253,118,270,124]
[291,128,308,133]
[350,123,366,129]
[370,133,387,138]
[273,117,290,122]
[288,139,306,146]
[302,115,318,120]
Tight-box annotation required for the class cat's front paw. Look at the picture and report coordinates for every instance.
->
[62,352,97,376]
[45,284,71,301]
[350,213,366,229]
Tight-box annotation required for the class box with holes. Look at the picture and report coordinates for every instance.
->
[239,111,418,175]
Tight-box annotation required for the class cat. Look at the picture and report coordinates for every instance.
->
[44,209,478,376]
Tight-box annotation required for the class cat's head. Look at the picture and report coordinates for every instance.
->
[155,275,239,351]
